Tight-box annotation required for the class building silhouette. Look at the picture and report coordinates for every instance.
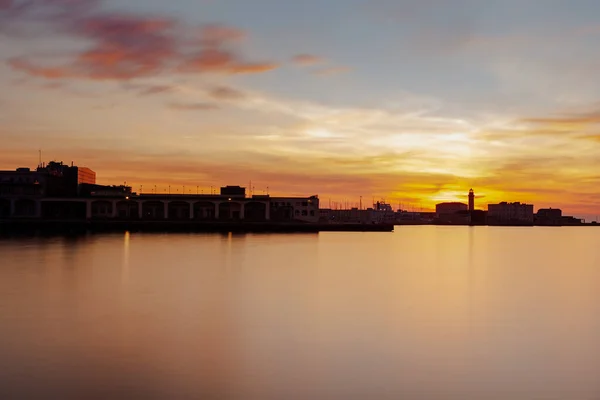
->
[488,202,534,225]
[469,189,475,211]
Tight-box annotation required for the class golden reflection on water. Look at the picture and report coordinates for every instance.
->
[122,231,130,285]
[0,227,600,399]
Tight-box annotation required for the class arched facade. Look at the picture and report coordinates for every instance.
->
[91,200,113,218]
[194,202,216,220]
[219,202,242,220]
[168,201,191,220]
[142,201,165,220]
[41,201,85,219]
[116,200,139,219]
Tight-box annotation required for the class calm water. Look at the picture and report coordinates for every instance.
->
[1,227,600,400]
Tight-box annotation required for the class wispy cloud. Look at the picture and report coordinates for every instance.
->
[137,85,176,96]
[207,85,246,100]
[291,54,323,66]
[311,66,350,76]
[168,102,219,111]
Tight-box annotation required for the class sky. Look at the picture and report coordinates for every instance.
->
[1,0,600,218]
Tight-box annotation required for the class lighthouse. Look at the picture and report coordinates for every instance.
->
[469,189,475,211]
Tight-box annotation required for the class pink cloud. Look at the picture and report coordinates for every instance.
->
[6,2,278,80]
[197,24,246,46]
[8,57,72,79]
[0,0,13,10]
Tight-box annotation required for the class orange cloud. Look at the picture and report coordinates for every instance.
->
[8,57,72,79]
[522,111,600,127]
[228,62,278,74]
[291,54,323,66]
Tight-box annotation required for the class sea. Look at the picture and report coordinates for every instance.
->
[1,226,599,400]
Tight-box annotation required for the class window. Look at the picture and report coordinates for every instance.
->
[310,211,315,216]
[302,210,307,216]
[302,201,308,207]
[295,210,300,216]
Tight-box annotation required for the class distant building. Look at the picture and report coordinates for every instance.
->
[436,202,468,216]
[320,206,395,225]
[469,189,475,211]
[0,168,47,197]
[375,202,393,212]
[488,202,534,225]
[535,208,562,226]
[77,167,96,185]
[269,196,319,222]
[561,216,583,226]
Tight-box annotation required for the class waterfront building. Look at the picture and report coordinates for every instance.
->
[487,202,534,224]
[0,163,320,223]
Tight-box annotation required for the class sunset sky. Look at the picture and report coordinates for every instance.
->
[1,0,599,217]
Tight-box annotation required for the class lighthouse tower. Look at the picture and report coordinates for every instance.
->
[468,189,475,211]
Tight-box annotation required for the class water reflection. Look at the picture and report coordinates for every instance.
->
[0,228,600,399]
[122,231,130,285]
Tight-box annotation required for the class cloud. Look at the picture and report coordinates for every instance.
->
[197,24,246,46]
[168,102,219,111]
[6,2,278,80]
[311,66,350,76]
[41,82,65,90]
[521,110,600,127]
[291,54,323,66]
[208,86,245,100]
[8,57,71,79]
[137,85,175,96]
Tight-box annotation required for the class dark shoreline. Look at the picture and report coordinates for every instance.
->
[0,220,395,234]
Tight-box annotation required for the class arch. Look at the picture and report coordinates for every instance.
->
[41,201,85,219]
[91,200,113,218]
[193,201,216,220]
[244,202,267,221]
[116,200,139,219]
[168,201,191,220]
[142,201,165,220]
[0,199,10,218]
[219,201,242,220]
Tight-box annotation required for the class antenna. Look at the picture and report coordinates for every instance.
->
[38,149,42,168]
